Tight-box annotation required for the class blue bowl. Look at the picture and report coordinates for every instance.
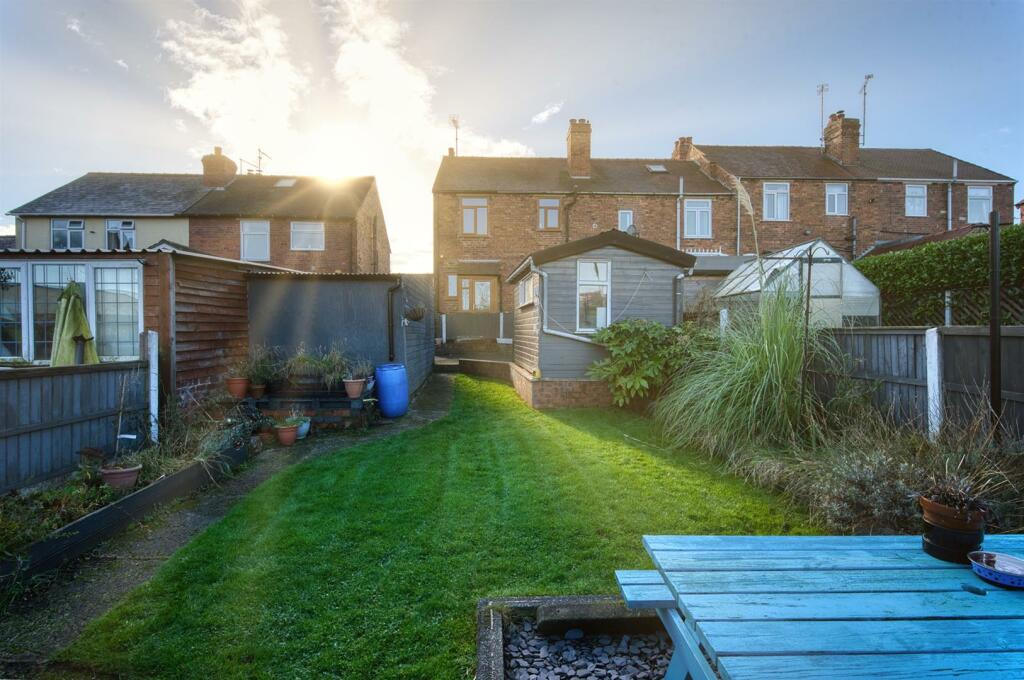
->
[967,551,1024,589]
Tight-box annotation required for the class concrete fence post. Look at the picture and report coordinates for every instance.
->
[719,308,729,334]
[146,330,160,443]
[499,312,504,339]
[925,327,943,440]
[441,314,447,344]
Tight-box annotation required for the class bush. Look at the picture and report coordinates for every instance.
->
[588,320,716,406]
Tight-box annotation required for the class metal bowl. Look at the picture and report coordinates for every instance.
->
[967,551,1024,589]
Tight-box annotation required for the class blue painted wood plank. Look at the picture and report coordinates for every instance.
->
[614,569,664,585]
[657,609,715,680]
[665,568,1002,594]
[618,583,675,609]
[697,619,1024,661]
[653,549,961,572]
[643,534,1024,553]
[718,652,1024,680]
[679,590,1024,622]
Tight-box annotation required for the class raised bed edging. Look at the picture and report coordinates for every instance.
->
[0,442,249,584]
[476,596,660,680]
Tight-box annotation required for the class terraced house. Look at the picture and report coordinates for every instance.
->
[433,115,1014,341]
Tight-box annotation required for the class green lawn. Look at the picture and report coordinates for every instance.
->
[62,376,817,678]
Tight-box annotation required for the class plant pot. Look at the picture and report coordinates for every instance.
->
[100,464,142,490]
[258,430,275,445]
[275,425,299,446]
[296,419,311,439]
[249,384,267,399]
[225,376,250,399]
[919,496,985,563]
[343,378,366,399]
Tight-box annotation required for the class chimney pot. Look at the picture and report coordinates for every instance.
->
[201,146,237,187]
[447,147,455,158]
[567,118,592,178]
[672,136,694,160]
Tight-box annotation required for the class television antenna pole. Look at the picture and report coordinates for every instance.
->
[449,114,460,156]
[859,74,874,145]
[816,83,829,147]
[240,148,272,175]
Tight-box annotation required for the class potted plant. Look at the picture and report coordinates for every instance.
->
[288,406,312,439]
[257,417,276,445]
[918,457,994,564]
[246,345,279,399]
[319,344,349,394]
[274,416,303,446]
[225,355,252,399]
[343,358,374,398]
[100,457,143,489]
[285,344,326,393]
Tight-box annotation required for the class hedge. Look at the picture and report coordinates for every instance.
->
[854,224,1023,295]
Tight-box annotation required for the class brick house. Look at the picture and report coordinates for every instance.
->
[433,116,1014,341]
[7,147,390,274]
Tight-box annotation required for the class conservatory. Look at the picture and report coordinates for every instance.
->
[714,239,880,327]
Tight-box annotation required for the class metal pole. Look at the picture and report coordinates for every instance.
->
[989,210,1002,442]
[799,246,814,418]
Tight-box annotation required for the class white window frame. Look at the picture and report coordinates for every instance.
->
[290,221,325,251]
[825,183,848,216]
[50,218,85,250]
[575,259,611,333]
[105,219,136,249]
[683,199,713,239]
[446,274,458,298]
[967,185,993,224]
[240,220,270,262]
[617,210,634,232]
[538,198,560,230]
[0,259,144,362]
[461,197,488,236]
[762,182,790,221]
[517,275,536,308]
[905,184,928,217]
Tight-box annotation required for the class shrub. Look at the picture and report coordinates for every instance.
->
[654,287,840,456]
[588,320,716,406]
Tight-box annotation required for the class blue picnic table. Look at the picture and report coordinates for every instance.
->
[616,534,1024,679]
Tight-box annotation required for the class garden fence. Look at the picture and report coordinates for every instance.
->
[832,326,1023,441]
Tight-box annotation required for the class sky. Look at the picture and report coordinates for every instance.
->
[1,0,1021,272]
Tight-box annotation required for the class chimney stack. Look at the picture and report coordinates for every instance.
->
[201,146,238,187]
[823,111,860,165]
[566,119,592,178]
[672,136,694,160]
[447,147,455,158]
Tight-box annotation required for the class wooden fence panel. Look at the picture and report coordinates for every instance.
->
[0,361,147,492]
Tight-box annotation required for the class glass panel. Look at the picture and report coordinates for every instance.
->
[777,192,789,220]
[52,229,68,249]
[69,230,84,248]
[578,284,608,330]
[0,267,22,357]
[291,223,324,250]
[475,207,487,234]
[764,193,776,220]
[617,211,632,231]
[578,261,608,283]
[837,193,847,215]
[447,274,457,297]
[546,208,559,228]
[473,281,491,311]
[32,264,85,359]
[462,198,487,207]
[463,208,475,234]
[94,267,139,357]
[461,288,469,310]
[699,211,711,235]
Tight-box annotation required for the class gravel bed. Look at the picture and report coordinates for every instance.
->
[505,617,672,680]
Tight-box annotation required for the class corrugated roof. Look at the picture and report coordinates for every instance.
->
[245,270,399,281]
[859,225,988,258]
[433,157,731,195]
[184,175,374,219]
[696,146,1014,182]
[8,173,213,216]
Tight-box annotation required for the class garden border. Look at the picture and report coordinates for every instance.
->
[0,442,250,584]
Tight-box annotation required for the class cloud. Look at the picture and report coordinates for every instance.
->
[65,16,100,45]
[161,0,532,271]
[173,118,188,133]
[115,59,129,70]
[529,101,564,126]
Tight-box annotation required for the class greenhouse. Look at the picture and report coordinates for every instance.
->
[714,239,880,327]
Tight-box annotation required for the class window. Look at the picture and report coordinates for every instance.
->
[446,274,457,297]
[458,276,495,312]
[94,267,139,357]
[683,199,712,238]
[51,219,85,249]
[968,186,993,224]
[290,221,325,251]
[0,267,22,358]
[905,184,927,217]
[763,183,790,221]
[32,264,85,359]
[617,210,634,232]
[105,219,136,249]
[240,220,270,261]
[577,260,610,332]
[274,178,297,187]
[825,183,848,216]
[538,198,559,230]
[517,275,535,308]
[461,197,488,235]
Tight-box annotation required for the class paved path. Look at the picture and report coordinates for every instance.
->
[0,374,454,677]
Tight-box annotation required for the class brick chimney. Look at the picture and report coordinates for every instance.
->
[824,111,860,165]
[201,146,237,187]
[672,137,694,160]
[566,119,592,178]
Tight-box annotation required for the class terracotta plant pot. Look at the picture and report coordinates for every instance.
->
[919,496,986,564]
[343,378,366,399]
[919,496,986,532]
[249,384,267,399]
[225,376,250,399]
[275,424,299,446]
[100,464,142,490]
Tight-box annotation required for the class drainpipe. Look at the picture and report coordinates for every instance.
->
[735,177,742,254]
[387,277,402,361]
[944,161,957,325]
[673,271,687,324]
[562,187,579,243]
[531,263,596,345]
[675,177,685,251]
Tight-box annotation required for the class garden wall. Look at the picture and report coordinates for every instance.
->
[0,360,148,491]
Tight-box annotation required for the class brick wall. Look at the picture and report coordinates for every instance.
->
[510,362,613,409]
[435,192,737,312]
[189,217,355,272]
[353,180,391,273]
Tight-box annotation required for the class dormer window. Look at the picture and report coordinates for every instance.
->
[275,178,297,188]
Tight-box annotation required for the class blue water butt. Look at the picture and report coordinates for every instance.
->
[375,363,409,418]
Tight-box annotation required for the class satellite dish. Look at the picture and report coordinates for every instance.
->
[626,224,639,238]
